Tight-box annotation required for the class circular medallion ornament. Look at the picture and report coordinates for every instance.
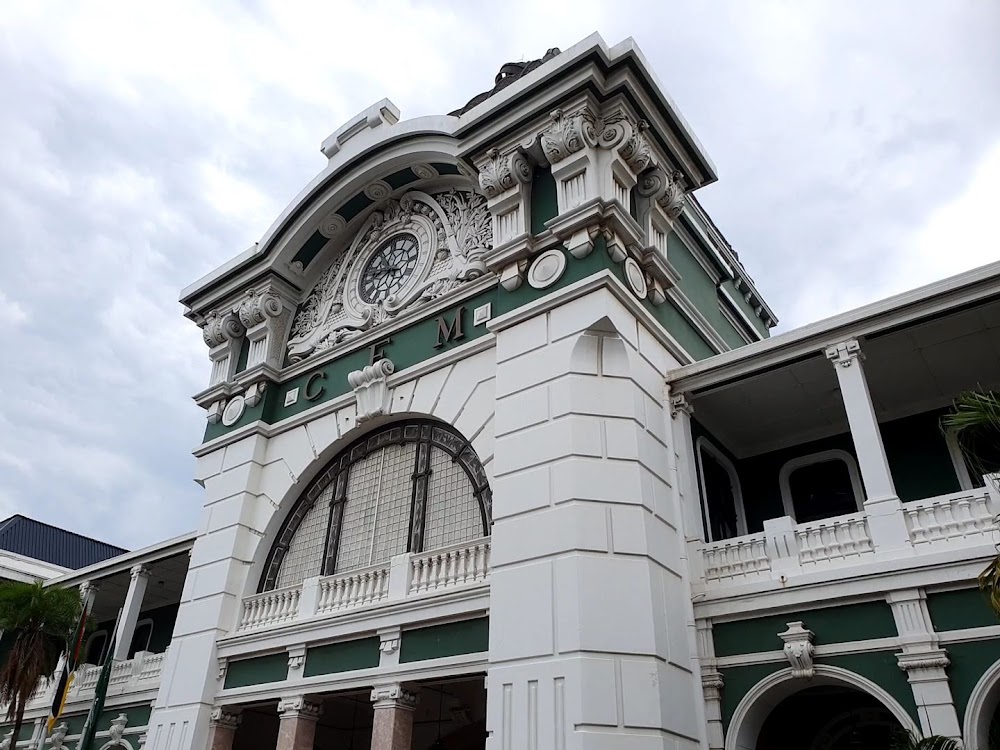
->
[358,233,420,304]
[527,249,567,289]
[222,395,246,427]
[624,257,648,299]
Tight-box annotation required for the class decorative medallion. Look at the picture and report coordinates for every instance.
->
[527,249,567,289]
[222,395,246,427]
[624,257,648,299]
[287,189,492,363]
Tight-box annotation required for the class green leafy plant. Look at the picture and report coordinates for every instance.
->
[889,730,961,750]
[0,581,82,747]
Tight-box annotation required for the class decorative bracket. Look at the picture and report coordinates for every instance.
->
[209,707,242,731]
[277,696,322,721]
[779,621,815,679]
[348,358,395,422]
[108,714,129,745]
[370,683,418,711]
[670,393,694,419]
[825,338,864,368]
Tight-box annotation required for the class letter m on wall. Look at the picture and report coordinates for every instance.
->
[434,307,466,349]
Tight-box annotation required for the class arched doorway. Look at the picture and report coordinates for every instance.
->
[726,666,920,750]
[964,658,1000,750]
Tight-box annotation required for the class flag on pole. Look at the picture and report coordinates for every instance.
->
[76,621,118,750]
[47,593,94,732]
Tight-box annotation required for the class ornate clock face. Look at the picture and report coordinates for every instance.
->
[358,233,420,304]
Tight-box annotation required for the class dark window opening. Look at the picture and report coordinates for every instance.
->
[702,449,739,541]
[788,459,858,523]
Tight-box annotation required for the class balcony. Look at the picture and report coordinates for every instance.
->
[23,651,165,712]
[236,538,491,632]
[691,480,1000,593]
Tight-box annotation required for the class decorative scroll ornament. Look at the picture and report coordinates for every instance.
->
[287,189,492,363]
[659,169,687,219]
[202,310,244,348]
[277,697,322,720]
[539,107,597,164]
[477,147,532,198]
[348,358,395,422]
[619,119,654,174]
[779,621,815,679]
[49,725,68,750]
[370,683,418,709]
[108,714,128,745]
[236,289,283,329]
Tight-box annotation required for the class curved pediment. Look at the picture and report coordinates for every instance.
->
[286,187,492,363]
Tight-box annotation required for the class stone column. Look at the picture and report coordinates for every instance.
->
[669,390,703,542]
[825,339,911,552]
[276,697,321,750]
[370,683,417,750]
[889,590,961,739]
[113,565,150,661]
[206,709,241,750]
[696,619,725,750]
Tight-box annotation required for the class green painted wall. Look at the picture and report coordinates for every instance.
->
[223,653,288,689]
[822,651,919,724]
[399,617,489,663]
[530,167,558,235]
[713,601,897,657]
[928,588,998,632]
[720,662,782,729]
[945,639,1000,722]
[720,278,769,337]
[303,636,380,677]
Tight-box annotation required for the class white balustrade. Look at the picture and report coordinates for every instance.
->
[904,487,997,545]
[701,535,771,583]
[316,564,390,614]
[237,584,302,631]
[795,512,875,565]
[409,538,491,594]
[135,651,164,682]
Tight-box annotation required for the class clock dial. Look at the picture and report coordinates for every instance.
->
[358,233,420,304]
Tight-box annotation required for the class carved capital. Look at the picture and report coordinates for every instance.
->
[79,580,100,599]
[348,358,395,422]
[129,564,150,581]
[825,338,864,368]
[370,683,418,711]
[236,289,284,330]
[658,170,687,219]
[670,393,694,419]
[702,670,725,701]
[779,621,815,679]
[202,310,245,348]
[277,696,322,721]
[379,630,401,655]
[539,107,596,165]
[209,707,242,730]
[619,119,654,174]
[477,147,532,199]
[897,649,951,675]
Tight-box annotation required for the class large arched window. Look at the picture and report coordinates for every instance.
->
[261,421,492,592]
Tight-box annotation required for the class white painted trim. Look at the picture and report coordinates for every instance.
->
[695,437,748,541]
[666,287,730,354]
[46,532,196,588]
[725,665,921,750]
[964,656,1000,750]
[129,618,154,655]
[944,428,976,491]
[83,630,109,665]
[715,636,901,668]
[778,449,865,520]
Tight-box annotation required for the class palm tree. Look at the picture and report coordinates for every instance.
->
[890,730,961,750]
[0,581,82,748]
[942,390,1000,615]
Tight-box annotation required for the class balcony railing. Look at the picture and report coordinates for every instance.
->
[236,537,492,632]
[23,650,165,711]
[693,480,999,590]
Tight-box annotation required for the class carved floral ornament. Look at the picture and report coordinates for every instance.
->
[779,621,816,679]
[286,189,492,363]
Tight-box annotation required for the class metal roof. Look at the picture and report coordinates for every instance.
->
[0,515,127,570]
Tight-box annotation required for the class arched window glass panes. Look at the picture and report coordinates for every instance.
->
[261,421,492,592]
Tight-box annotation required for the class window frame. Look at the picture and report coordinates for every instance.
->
[260,420,492,592]
[778,449,865,521]
[944,427,978,491]
[695,437,747,542]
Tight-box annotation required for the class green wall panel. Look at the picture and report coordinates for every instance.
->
[945,639,1000,722]
[720,662,783,729]
[821,652,919,725]
[713,601,897,657]
[721,278,768,337]
[223,653,288,689]
[530,167,558,235]
[399,618,489,663]
[928,588,998,632]
[303,636,380,677]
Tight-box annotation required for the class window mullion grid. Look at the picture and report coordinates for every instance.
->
[409,429,433,554]
[321,470,349,576]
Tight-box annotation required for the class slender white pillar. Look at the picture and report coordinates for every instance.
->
[670,390,704,542]
[113,565,150,661]
[825,339,911,552]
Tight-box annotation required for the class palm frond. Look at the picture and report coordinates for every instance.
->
[890,730,961,750]
[941,390,1000,432]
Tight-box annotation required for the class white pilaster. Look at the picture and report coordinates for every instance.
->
[113,565,150,661]
[888,589,961,739]
[669,391,703,542]
[696,620,724,750]
[485,287,701,749]
[825,339,911,553]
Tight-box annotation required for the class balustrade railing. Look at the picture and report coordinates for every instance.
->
[316,564,390,614]
[234,537,492,632]
[24,651,165,711]
[694,481,1000,590]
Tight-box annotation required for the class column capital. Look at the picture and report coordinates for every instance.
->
[701,670,724,700]
[370,683,418,711]
[825,338,864,368]
[897,648,951,677]
[670,392,694,419]
[79,580,100,597]
[277,696,322,721]
[129,564,151,580]
[209,707,242,730]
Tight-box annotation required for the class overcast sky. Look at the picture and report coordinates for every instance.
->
[0,1,998,551]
